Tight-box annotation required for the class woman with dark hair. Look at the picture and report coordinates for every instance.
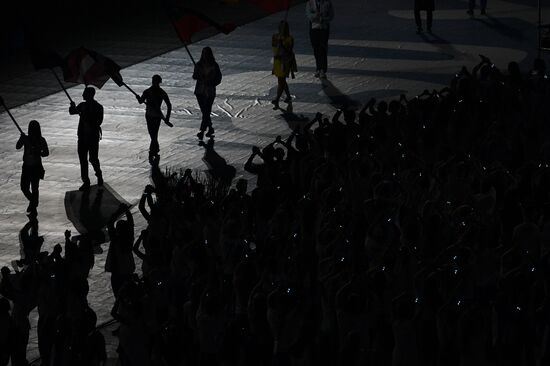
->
[16,120,49,214]
[193,46,222,140]
[272,20,296,109]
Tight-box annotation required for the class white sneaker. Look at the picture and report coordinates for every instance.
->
[319,70,327,79]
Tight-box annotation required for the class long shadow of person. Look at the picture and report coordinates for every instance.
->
[13,214,44,270]
[320,78,361,110]
[199,138,236,187]
[65,184,130,251]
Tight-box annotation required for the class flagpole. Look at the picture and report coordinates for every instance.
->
[122,82,140,98]
[184,43,196,66]
[50,69,74,103]
[0,97,24,134]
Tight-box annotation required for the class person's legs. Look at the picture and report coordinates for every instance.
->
[30,177,39,210]
[468,0,475,12]
[283,81,291,102]
[427,10,433,31]
[20,168,32,204]
[319,28,330,74]
[197,95,212,132]
[414,8,422,31]
[309,28,322,74]
[78,140,90,186]
[275,77,286,103]
[146,115,161,157]
[480,0,487,12]
[88,138,102,184]
[204,96,215,136]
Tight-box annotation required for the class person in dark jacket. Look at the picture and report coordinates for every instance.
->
[306,0,334,79]
[414,0,435,33]
[193,47,222,140]
[69,87,104,191]
[16,120,49,214]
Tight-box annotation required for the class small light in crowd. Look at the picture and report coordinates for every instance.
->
[516,306,522,311]
[461,221,466,226]
[415,297,419,303]
[453,255,457,261]
[204,239,208,245]
[446,201,451,205]
[387,217,392,222]
[340,257,345,262]
[293,233,298,238]
[382,266,386,271]
[531,267,535,272]
[454,269,458,275]
[457,300,461,306]
[398,142,402,147]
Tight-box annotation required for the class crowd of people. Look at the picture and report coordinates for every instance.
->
[1,54,550,366]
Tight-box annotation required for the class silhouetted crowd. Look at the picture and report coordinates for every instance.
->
[2,55,550,366]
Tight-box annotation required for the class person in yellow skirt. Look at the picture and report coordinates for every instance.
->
[272,20,297,109]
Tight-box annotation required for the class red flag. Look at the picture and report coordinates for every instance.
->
[173,12,236,43]
[165,4,237,44]
[246,0,290,13]
[63,48,123,88]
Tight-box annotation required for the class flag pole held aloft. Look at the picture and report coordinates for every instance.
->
[0,96,24,134]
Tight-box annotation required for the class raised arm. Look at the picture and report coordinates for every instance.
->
[69,102,79,115]
[133,230,147,261]
[139,186,154,222]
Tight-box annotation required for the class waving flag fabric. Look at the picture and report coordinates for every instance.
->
[63,48,123,88]
[164,0,304,44]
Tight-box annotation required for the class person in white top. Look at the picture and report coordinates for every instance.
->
[306,0,334,79]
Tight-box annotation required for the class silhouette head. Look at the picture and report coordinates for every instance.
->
[199,47,215,64]
[0,266,10,278]
[278,20,290,36]
[28,120,42,141]
[152,74,162,86]
[236,178,247,194]
[82,87,95,101]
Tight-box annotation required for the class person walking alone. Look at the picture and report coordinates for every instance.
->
[136,75,173,164]
[69,87,104,191]
[306,0,334,79]
[272,20,296,109]
[193,47,222,140]
[16,120,49,215]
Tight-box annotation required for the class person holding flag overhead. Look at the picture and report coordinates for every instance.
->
[136,75,172,163]
[69,86,104,191]
[193,47,222,140]
[16,120,49,215]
